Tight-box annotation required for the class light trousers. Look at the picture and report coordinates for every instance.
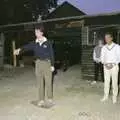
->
[104,64,119,98]
[35,59,53,101]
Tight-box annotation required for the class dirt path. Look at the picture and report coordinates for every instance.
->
[0,66,120,120]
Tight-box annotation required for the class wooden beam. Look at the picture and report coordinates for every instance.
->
[12,41,17,67]
[0,11,120,29]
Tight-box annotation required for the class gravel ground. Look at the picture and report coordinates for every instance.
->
[0,65,120,120]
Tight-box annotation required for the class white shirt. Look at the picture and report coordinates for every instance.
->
[101,42,120,64]
[35,37,47,46]
[93,45,103,62]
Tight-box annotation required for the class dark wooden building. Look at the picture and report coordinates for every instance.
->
[0,1,120,81]
[46,1,85,19]
[45,1,86,67]
[0,1,86,68]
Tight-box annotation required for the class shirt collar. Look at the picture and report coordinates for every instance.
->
[35,37,47,45]
[98,44,103,47]
[106,42,116,50]
[106,42,115,47]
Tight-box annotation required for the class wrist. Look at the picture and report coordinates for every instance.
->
[51,66,54,68]
[51,66,55,72]
[18,48,21,51]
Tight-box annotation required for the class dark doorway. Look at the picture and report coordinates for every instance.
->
[48,27,81,71]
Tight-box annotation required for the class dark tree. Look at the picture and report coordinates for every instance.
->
[0,0,58,25]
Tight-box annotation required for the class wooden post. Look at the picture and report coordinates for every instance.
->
[12,41,17,67]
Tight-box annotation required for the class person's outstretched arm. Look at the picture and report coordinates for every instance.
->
[14,42,35,56]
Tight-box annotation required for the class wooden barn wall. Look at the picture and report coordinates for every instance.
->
[85,14,120,26]
[47,27,82,65]
[0,33,5,69]
[81,26,94,80]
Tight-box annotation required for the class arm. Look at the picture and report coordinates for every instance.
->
[93,48,96,62]
[116,45,120,64]
[93,47,100,62]
[20,42,35,53]
[14,42,35,55]
[100,47,105,64]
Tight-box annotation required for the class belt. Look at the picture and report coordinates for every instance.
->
[105,63,116,66]
[104,63,117,70]
[36,58,50,62]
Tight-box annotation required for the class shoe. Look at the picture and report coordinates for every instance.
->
[101,96,108,102]
[47,99,55,105]
[37,100,45,107]
[113,96,117,104]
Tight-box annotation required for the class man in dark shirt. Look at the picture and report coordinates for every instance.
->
[14,24,55,107]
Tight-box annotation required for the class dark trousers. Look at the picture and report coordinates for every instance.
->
[94,62,104,81]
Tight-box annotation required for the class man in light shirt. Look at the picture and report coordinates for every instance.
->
[101,33,120,104]
[93,40,104,82]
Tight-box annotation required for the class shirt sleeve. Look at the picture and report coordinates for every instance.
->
[116,45,120,64]
[93,48,96,61]
[20,42,35,54]
[100,47,105,64]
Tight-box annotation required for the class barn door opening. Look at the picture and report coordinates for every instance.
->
[117,31,120,44]
[0,33,5,69]
[48,27,81,70]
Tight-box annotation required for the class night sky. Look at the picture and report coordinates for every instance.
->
[0,0,120,25]
[58,0,120,14]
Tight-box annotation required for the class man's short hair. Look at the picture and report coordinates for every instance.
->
[105,32,113,38]
[34,24,45,33]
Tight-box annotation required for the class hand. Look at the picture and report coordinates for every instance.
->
[51,66,55,72]
[95,58,101,63]
[96,60,100,63]
[105,63,113,70]
[14,48,21,55]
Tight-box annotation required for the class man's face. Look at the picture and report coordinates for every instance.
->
[105,34,113,44]
[35,29,43,38]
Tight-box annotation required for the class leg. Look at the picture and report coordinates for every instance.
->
[44,65,53,100]
[35,60,45,102]
[98,63,101,81]
[101,67,111,102]
[94,62,99,81]
[111,65,119,104]
[100,63,104,82]
[36,75,45,101]
[118,64,120,85]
